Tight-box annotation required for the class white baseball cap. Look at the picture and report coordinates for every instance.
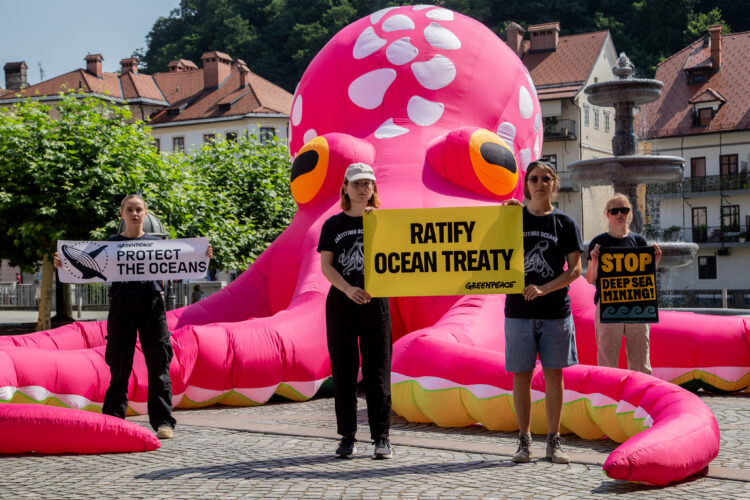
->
[345,162,376,182]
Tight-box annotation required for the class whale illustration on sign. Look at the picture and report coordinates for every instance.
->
[61,244,107,281]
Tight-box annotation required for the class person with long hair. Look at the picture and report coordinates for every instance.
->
[55,194,212,439]
[586,193,662,374]
[318,163,393,459]
[503,160,583,464]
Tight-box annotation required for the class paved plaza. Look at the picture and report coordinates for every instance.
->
[2,391,749,499]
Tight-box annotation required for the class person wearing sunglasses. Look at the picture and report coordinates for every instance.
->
[318,162,393,460]
[586,193,662,374]
[502,160,584,464]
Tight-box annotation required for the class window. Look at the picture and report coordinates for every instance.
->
[226,131,238,142]
[583,105,590,127]
[593,109,600,130]
[698,108,713,126]
[698,255,717,279]
[260,127,276,143]
[690,157,706,191]
[172,136,184,152]
[692,207,707,242]
[541,154,557,171]
[603,111,610,133]
[203,134,215,143]
[153,138,160,152]
[720,154,738,176]
[744,293,750,307]
[696,292,722,306]
[721,205,740,232]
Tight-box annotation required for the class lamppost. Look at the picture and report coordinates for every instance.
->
[117,210,175,310]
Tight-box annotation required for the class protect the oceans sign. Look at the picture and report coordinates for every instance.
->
[57,237,210,283]
[597,246,659,323]
[363,206,524,297]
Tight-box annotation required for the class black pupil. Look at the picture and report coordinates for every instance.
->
[290,150,320,182]
[479,143,517,174]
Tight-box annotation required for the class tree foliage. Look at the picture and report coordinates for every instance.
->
[166,135,296,271]
[135,0,746,89]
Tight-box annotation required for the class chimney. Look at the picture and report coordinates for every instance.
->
[709,24,722,71]
[201,51,232,89]
[120,57,139,74]
[528,22,560,52]
[4,61,28,90]
[505,22,526,57]
[235,59,250,87]
[85,54,103,78]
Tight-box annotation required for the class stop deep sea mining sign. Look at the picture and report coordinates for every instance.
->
[363,206,524,297]
[598,246,659,323]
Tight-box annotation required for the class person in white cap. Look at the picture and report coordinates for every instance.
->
[317,162,393,459]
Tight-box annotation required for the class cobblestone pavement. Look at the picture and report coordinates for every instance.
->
[2,392,749,499]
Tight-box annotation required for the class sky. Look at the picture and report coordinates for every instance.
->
[1,0,181,87]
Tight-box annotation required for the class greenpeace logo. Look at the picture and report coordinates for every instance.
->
[465,280,516,290]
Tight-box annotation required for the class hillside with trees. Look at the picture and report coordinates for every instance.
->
[134,0,746,92]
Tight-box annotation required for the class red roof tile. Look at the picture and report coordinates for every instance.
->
[522,31,609,89]
[642,31,750,138]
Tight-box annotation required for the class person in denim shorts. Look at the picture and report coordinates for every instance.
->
[503,161,583,464]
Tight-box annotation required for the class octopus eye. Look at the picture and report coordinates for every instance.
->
[468,129,518,197]
[427,127,519,199]
[290,136,330,204]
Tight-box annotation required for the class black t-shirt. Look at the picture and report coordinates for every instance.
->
[107,233,164,297]
[505,207,584,319]
[317,212,365,288]
[588,231,648,304]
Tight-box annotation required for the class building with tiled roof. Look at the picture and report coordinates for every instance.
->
[506,22,619,239]
[640,25,750,307]
[0,52,293,153]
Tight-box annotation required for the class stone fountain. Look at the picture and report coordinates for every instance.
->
[569,53,697,268]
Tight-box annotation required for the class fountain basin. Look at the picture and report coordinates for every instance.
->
[655,241,699,269]
[569,156,685,186]
[585,79,663,106]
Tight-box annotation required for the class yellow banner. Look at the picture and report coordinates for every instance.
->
[363,206,524,297]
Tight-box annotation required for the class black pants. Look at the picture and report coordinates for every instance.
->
[326,287,392,441]
[103,293,176,431]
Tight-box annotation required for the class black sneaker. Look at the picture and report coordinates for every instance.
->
[373,438,393,459]
[335,437,356,458]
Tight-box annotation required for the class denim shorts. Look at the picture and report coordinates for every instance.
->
[504,315,578,373]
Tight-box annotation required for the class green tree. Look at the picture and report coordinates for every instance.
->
[169,135,296,272]
[684,7,731,43]
[0,92,173,330]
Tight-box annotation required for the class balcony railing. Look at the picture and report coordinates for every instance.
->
[543,118,576,140]
[556,170,578,191]
[647,173,750,196]
[644,224,750,244]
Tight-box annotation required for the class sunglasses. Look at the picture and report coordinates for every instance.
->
[608,207,631,215]
[527,175,552,184]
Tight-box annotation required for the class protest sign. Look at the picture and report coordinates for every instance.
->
[597,246,659,323]
[363,206,524,297]
[57,237,210,283]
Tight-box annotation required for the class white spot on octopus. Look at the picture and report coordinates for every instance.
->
[518,86,534,119]
[386,37,419,65]
[496,122,516,147]
[291,95,303,126]
[353,26,387,59]
[382,14,416,32]
[348,68,397,110]
[426,8,454,21]
[370,7,399,24]
[375,118,410,139]
[407,96,444,126]
[424,22,461,50]
[411,55,456,90]
[303,129,317,144]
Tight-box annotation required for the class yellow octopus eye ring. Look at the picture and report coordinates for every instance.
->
[290,136,330,204]
[468,129,518,197]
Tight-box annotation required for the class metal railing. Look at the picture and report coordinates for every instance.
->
[647,173,750,196]
[0,281,223,310]
[659,289,750,309]
[543,118,576,140]
[644,224,749,244]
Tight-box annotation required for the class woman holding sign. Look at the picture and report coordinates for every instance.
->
[503,160,583,464]
[586,193,661,375]
[54,194,212,440]
[318,163,393,460]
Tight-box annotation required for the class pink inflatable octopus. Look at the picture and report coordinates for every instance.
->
[2,5,748,485]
